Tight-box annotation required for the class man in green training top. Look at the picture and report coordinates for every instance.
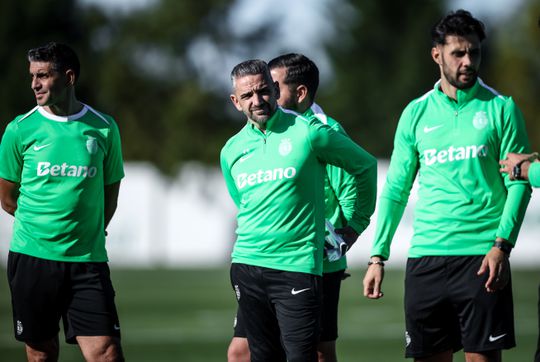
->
[363,10,531,362]
[227,53,366,362]
[0,42,124,361]
[221,59,376,362]
[500,152,540,362]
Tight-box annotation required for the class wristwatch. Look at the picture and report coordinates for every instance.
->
[512,160,527,180]
[512,152,539,180]
[492,241,512,256]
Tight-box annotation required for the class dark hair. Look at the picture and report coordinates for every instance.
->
[230,59,271,88]
[431,9,486,46]
[28,42,80,80]
[268,53,319,101]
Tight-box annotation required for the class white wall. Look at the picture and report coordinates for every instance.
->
[0,161,538,268]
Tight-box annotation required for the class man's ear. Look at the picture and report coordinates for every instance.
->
[296,85,308,104]
[431,46,442,65]
[65,69,76,86]
[230,94,242,112]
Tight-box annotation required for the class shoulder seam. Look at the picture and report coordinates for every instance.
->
[16,106,39,123]
[478,78,505,100]
[414,89,434,104]
[84,104,111,125]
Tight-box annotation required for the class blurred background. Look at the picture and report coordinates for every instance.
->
[0,0,539,360]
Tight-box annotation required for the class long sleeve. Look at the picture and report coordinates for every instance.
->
[308,120,377,235]
[496,97,532,244]
[529,162,540,188]
[370,105,419,260]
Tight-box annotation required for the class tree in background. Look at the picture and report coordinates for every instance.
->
[0,0,101,124]
[486,0,540,151]
[0,0,538,173]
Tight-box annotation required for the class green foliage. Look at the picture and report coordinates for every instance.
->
[0,0,538,174]
[486,0,540,151]
[318,0,445,156]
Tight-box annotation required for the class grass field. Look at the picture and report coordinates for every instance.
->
[0,267,538,361]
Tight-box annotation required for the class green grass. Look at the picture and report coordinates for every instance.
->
[0,268,538,361]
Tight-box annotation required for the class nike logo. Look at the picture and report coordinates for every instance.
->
[113,324,121,331]
[239,154,253,163]
[33,143,51,151]
[488,333,506,342]
[423,125,443,133]
[291,288,311,295]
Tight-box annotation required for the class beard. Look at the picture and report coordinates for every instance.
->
[443,66,478,90]
[247,102,277,126]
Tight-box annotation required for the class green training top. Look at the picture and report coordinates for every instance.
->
[304,104,360,273]
[0,105,125,262]
[529,162,540,188]
[371,79,531,260]
[221,107,377,276]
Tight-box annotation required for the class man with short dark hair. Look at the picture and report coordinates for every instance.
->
[222,59,376,361]
[363,10,531,362]
[227,53,364,362]
[0,42,125,362]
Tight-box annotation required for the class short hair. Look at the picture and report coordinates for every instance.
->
[431,9,486,46]
[230,59,271,89]
[27,42,81,81]
[268,53,319,101]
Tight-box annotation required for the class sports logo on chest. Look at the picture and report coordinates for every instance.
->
[86,136,98,154]
[472,111,489,130]
[278,138,292,156]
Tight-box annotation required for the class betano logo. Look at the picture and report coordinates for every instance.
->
[236,167,296,189]
[424,144,488,166]
[37,162,97,178]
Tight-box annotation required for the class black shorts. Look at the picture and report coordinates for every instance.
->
[230,263,322,362]
[8,252,121,344]
[319,270,345,341]
[404,256,515,359]
[233,269,345,342]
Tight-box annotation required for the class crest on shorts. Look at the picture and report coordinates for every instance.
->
[472,111,488,130]
[405,331,411,347]
[279,138,292,156]
[86,137,98,155]
[16,320,23,335]
[234,284,241,301]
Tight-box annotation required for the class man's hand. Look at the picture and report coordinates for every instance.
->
[363,257,385,299]
[500,152,537,180]
[477,244,510,293]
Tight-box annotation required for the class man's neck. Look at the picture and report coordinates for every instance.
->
[439,78,458,101]
[43,92,83,117]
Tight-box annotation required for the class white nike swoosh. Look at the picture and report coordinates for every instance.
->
[423,125,443,133]
[291,288,311,295]
[33,143,51,151]
[113,324,121,331]
[239,154,253,163]
[488,333,506,342]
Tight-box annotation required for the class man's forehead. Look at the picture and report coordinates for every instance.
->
[442,34,481,49]
[29,61,54,73]
[235,73,270,91]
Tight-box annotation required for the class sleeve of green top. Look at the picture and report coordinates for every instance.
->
[307,119,377,235]
[497,98,532,244]
[370,104,419,260]
[104,119,125,185]
[529,162,540,188]
[220,148,241,208]
[326,164,356,222]
[325,122,357,224]
[0,121,23,183]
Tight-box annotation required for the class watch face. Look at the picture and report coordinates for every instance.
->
[512,165,521,179]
